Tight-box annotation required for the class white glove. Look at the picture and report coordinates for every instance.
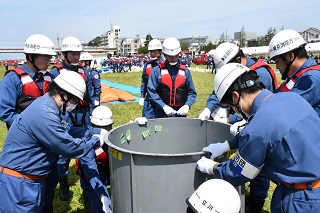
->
[93,134,105,147]
[139,97,145,106]
[101,196,113,213]
[199,108,211,121]
[134,117,147,125]
[163,105,176,116]
[176,105,189,116]
[230,119,247,136]
[94,100,100,106]
[100,128,109,135]
[212,107,229,124]
[197,156,217,175]
[202,141,230,160]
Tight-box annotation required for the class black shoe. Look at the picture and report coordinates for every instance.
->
[59,176,71,201]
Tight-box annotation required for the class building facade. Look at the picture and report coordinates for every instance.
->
[300,27,320,43]
[100,25,121,49]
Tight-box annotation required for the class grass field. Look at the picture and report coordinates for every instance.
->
[0,63,281,212]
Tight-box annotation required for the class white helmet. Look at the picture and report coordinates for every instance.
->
[162,37,181,56]
[187,179,241,213]
[90,106,114,126]
[148,39,162,51]
[268,29,306,60]
[54,71,86,100]
[80,52,93,61]
[214,63,250,102]
[214,42,239,69]
[61,36,83,52]
[24,34,56,56]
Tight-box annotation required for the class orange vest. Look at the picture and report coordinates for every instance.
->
[249,59,278,90]
[5,67,52,113]
[156,63,187,108]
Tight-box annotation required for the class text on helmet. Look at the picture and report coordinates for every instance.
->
[221,46,236,62]
[269,36,302,54]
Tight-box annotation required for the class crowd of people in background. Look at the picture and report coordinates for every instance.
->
[1,28,320,213]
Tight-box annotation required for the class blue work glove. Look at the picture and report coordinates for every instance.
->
[202,141,230,160]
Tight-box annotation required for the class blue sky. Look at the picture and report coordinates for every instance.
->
[1,0,319,59]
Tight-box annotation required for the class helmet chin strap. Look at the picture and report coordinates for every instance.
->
[281,53,297,80]
[59,93,67,115]
[28,54,41,72]
[64,52,78,71]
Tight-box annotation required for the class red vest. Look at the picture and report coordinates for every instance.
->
[52,65,89,107]
[156,63,187,108]
[279,65,320,92]
[249,59,278,90]
[5,67,52,113]
[52,65,86,82]
[6,67,51,97]
[145,62,153,77]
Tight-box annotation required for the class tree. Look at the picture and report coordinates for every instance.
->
[138,46,148,54]
[239,26,247,48]
[88,36,102,46]
[263,27,276,46]
[200,42,216,53]
[219,33,226,43]
[144,34,153,47]
[180,42,190,51]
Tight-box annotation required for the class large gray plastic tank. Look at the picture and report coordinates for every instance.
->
[106,118,245,213]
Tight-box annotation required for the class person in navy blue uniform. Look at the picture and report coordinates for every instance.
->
[76,105,113,213]
[198,43,278,212]
[80,52,102,108]
[148,37,197,118]
[139,39,164,119]
[47,36,94,205]
[199,42,278,123]
[0,71,105,213]
[197,63,320,213]
[269,29,320,117]
[0,34,56,130]
[206,57,212,69]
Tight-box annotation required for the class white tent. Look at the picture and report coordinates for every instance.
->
[305,42,320,52]
[241,46,269,55]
